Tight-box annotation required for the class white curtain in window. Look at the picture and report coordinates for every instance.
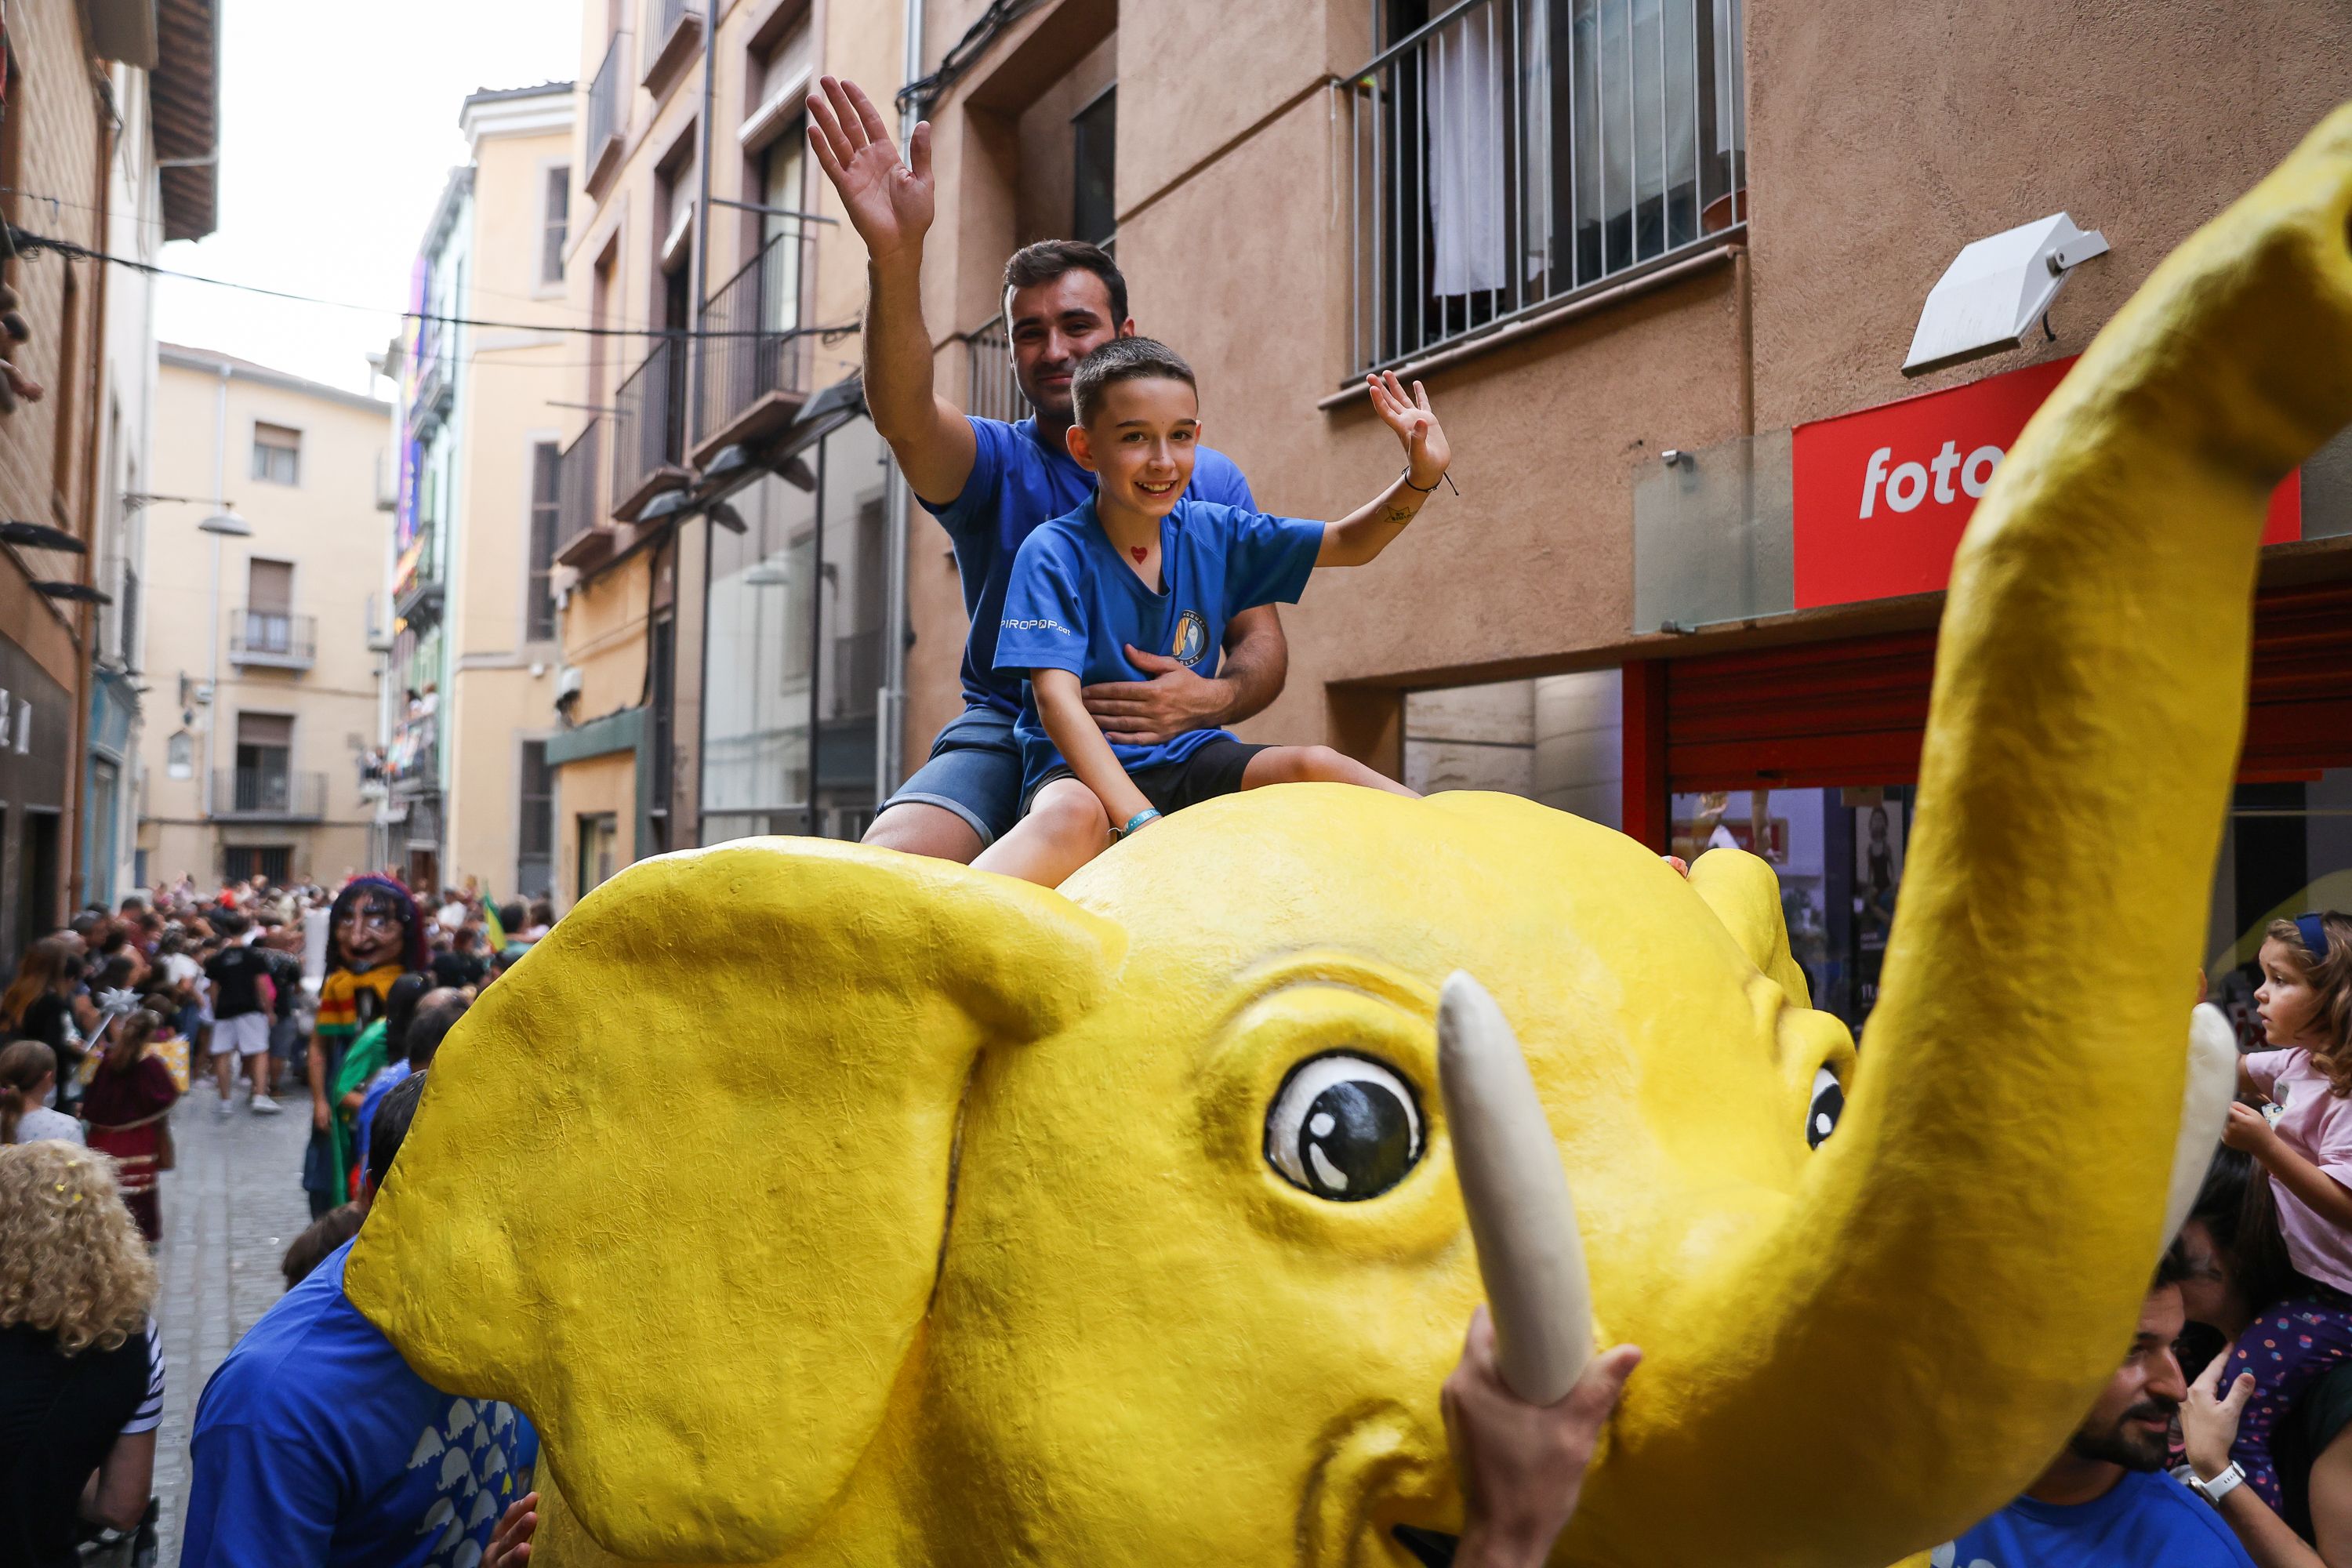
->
[1427,0,1551,297]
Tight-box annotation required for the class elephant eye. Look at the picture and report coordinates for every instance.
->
[1265,1053,1424,1202]
[1808,1065,1846,1149]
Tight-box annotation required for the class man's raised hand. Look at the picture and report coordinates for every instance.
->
[1367,369,1451,492]
[806,77,933,265]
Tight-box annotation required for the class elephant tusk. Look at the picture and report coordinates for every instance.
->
[2162,1004,2241,1247]
[1439,971,1594,1406]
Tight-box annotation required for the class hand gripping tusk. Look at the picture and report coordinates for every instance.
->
[1438,971,1595,1405]
[2161,1004,2241,1247]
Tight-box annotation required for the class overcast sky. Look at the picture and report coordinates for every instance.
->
[153,0,580,396]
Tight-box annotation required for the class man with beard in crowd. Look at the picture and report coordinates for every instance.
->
[1938,1246,2256,1566]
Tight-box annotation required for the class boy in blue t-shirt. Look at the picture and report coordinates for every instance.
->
[974,336,1451,887]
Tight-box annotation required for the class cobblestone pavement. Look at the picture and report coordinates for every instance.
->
[150,1074,319,1564]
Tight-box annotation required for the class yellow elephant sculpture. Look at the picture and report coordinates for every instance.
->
[347,104,2352,1567]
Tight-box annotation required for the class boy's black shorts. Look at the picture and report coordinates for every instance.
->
[1022,737,1269,820]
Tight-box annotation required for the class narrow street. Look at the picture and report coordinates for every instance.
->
[147,1082,318,1563]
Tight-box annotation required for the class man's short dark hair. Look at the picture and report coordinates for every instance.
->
[2154,1237,2193,1293]
[401,989,470,1071]
[365,1069,428,1196]
[1071,336,1196,429]
[213,909,248,938]
[1004,240,1127,327]
[498,901,525,931]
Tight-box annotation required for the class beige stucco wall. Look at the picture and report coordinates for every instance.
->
[444,100,574,898]
[140,350,390,884]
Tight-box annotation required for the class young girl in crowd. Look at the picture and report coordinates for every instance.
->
[2219,909,2352,1507]
[0,1039,83,1145]
[83,1009,183,1243]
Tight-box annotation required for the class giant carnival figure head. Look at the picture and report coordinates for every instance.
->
[328,876,426,978]
[348,109,2352,1568]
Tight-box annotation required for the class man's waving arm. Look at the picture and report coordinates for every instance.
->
[805,77,975,505]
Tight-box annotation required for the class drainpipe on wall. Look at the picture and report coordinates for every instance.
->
[202,361,229,829]
[875,0,925,804]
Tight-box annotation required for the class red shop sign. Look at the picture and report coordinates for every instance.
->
[1791,356,2303,611]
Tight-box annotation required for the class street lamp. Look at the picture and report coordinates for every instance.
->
[194,507,250,818]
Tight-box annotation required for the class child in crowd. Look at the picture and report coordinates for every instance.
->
[2218,909,2352,1507]
[0,1040,82,1145]
[973,340,1446,887]
[83,1008,182,1243]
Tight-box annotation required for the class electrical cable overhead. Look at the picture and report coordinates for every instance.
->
[2,223,862,343]
[895,0,1048,117]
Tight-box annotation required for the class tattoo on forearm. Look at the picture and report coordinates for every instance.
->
[1381,503,1417,525]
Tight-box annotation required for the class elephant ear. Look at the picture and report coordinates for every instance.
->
[1688,847,1813,1007]
[344,840,1125,1563]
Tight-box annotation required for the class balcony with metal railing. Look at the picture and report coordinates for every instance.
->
[1338,0,1748,378]
[611,335,691,522]
[212,768,325,821]
[555,419,612,568]
[641,0,702,93]
[586,31,629,191]
[694,230,814,463]
[228,608,317,670]
[962,315,1024,422]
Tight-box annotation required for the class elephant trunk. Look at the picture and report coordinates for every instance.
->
[1569,106,2352,1567]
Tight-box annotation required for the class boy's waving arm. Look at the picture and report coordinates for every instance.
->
[1317,372,1454,567]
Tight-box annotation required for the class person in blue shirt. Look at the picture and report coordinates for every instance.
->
[806,76,1287,862]
[180,1071,539,1568]
[1935,1247,2258,1568]
[974,337,1448,887]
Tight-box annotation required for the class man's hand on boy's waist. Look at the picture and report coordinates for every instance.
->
[1083,646,1233,746]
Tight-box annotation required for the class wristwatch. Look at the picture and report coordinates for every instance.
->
[2187,1461,2247,1507]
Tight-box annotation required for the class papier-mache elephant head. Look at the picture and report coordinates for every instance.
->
[347,106,2352,1567]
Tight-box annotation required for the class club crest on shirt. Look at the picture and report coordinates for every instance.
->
[1171,610,1209,667]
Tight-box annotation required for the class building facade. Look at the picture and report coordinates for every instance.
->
[531,0,2352,1036]
[0,0,213,958]
[545,0,897,907]
[138,347,390,888]
[381,83,575,900]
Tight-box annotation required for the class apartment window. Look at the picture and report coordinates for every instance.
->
[166,729,194,779]
[1073,85,1117,248]
[245,557,294,655]
[542,165,570,285]
[518,740,554,896]
[579,812,618,897]
[252,422,302,485]
[233,712,294,813]
[528,441,561,641]
[1345,0,1749,372]
[223,845,293,884]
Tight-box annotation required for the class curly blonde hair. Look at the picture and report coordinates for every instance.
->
[0,1141,156,1353]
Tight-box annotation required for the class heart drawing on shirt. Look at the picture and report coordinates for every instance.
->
[1131,546,1148,564]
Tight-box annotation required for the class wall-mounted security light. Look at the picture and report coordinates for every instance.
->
[1903,212,2109,378]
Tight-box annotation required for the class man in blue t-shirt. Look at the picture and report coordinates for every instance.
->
[180,1073,539,1568]
[975,337,1448,887]
[1936,1250,2256,1568]
[808,76,1287,861]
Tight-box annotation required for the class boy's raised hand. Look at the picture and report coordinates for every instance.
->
[1367,369,1450,490]
[807,77,933,265]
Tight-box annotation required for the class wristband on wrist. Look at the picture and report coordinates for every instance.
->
[1399,466,1460,496]
[1113,808,1161,842]
[2187,1461,2246,1507]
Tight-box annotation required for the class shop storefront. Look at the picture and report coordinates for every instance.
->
[0,631,72,963]
[1410,355,2352,1036]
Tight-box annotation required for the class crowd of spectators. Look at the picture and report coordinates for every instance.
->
[0,869,549,1566]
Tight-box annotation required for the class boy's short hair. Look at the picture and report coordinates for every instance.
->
[1004,240,1127,325]
[1071,336,1196,429]
[366,1069,430,1196]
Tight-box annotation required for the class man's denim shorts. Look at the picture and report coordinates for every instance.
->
[880,704,1025,848]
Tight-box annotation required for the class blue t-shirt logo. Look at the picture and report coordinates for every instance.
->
[1172,610,1209,666]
